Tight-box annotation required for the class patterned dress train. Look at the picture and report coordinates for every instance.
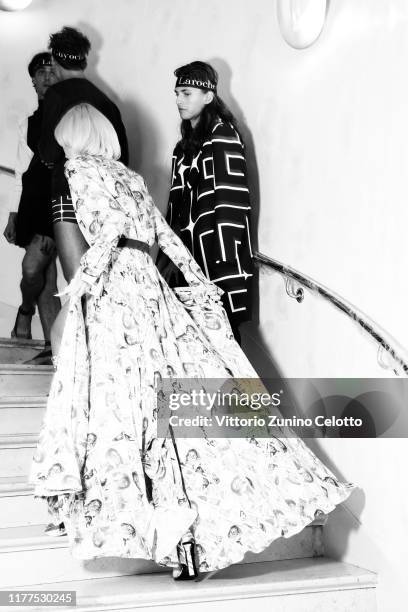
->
[29,154,356,573]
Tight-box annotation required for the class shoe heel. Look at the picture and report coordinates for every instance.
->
[183,541,197,577]
[172,539,199,581]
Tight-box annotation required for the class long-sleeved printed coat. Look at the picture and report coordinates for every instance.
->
[28,154,355,573]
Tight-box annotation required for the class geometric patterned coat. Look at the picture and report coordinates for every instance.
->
[158,120,254,327]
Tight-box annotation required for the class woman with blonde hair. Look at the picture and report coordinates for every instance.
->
[49,103,121,353]
[39,25,128,326]
[30,103,355,581]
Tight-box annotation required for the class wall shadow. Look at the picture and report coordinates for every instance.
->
[74,21,169,211]
[209,58,284,379]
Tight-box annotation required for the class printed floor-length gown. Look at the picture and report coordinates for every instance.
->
[29,154,356,573]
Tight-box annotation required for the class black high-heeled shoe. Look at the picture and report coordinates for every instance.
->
[10,305,35,340]
[172,539,199,581]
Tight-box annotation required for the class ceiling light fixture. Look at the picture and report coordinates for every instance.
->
[0,0,33,11]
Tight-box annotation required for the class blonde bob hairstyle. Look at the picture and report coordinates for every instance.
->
[54,103,121,160]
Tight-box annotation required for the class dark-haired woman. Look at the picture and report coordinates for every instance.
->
[157,61,253,345]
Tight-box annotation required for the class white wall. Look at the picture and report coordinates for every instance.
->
[0,1,407,610]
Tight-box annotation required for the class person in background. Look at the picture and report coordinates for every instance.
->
[38,26,128,331]
[157,61,254,345]
[3,52,61,365]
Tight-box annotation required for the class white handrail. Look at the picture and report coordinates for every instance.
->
[254,251,408,376]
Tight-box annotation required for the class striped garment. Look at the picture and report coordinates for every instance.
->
[161,120,254,326]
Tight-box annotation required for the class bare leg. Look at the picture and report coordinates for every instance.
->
[53,222,89,283]
[50,222,89,357]
[37,253,61,342]
[50,299,71,359]
[14,235,57,338]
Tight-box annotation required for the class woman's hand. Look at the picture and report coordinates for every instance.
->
[55,273,94,301]
[198,283,224,304]
[160,261,184,287]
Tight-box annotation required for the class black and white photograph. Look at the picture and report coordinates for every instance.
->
[0,1,406,611]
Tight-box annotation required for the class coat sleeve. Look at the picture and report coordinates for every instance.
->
[154,148,178,272]
[208,123,253,284]
[140,178,223,299]
[56,161,131,300]
[206,124,254,323]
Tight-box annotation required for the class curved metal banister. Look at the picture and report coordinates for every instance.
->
[254,251,408,376]
[0,165,14,177]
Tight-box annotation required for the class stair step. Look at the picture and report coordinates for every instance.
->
[0,397,46,435]
[12,558,378,611]
[0,519,325,588]
[0,338,45,364]
[0,524,69,551]
[0,364,53,397]
[0,477,52,527]
[0,546,163,590]
[0,434,37,478]
[0,338,44,348]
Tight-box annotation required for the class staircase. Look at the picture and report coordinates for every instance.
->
[0,337,377,611]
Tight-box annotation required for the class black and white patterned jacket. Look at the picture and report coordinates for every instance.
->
[160,120,254,326]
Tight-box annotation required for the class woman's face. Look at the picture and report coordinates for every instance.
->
[175,87,213,124]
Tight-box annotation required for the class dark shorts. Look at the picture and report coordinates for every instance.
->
[51,195,77,224]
